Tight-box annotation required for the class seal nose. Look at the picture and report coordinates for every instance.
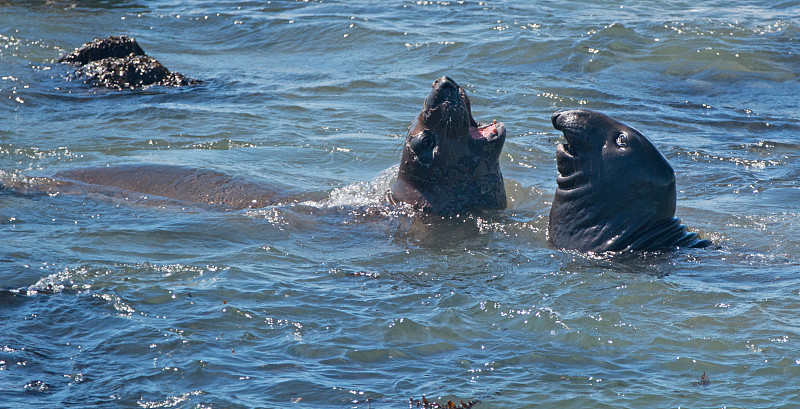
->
[425,76,463,110]
[552,110,565,129]
[433,76,458,91]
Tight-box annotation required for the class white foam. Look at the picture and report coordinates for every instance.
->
[304,165,398,209]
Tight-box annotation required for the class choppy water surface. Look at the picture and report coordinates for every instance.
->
[2,1,799,407]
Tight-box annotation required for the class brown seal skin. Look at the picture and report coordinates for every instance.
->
[1,164,310,210]
[390,76,507,215]
[51,165,290,209]
[548,109,709,252]
[59,35,198,89]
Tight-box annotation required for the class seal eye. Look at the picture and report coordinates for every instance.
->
[409,130,433,153]
[616,132,628,148]
[408,130,436,165]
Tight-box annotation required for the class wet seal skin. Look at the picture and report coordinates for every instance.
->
[52,165,289,209]
[0,164,296,209]
[548,109,709,252]
[391,76,507,215]
[59,35,199,89]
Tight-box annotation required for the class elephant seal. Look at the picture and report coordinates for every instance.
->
[59,36,198,89]
[5,77,504,215]
[548,109,709,252]
[391,76,507,215]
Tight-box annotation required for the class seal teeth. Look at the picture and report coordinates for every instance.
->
[558,128,587,155]
[472,120,505,141]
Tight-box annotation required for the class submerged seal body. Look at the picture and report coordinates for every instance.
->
[548,109,708,252]
[391,76,507,215]
[52,165,288,208]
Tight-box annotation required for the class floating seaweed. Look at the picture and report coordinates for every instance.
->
[692,371,711,386]
[408,396,477,408]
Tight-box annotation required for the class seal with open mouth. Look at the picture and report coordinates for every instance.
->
[2,77,505,215]
[548,109,709,252]
[391,76,507,215]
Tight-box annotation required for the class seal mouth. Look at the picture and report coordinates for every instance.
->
[470,119,506,141]
[556,132,577,158]
[552,110,589,188]
[464,85,505,142]
[553,126,580,177]
[555,142,587,190]
[552,110,590,157]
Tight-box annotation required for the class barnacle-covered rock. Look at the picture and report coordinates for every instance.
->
[72,54,196,89]
[58,35,145,65]
[59,35,199,89]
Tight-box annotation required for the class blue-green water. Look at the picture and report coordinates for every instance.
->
[2,1,799,407]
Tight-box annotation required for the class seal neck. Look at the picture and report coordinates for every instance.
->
[623,216,709,251]
[548,206,707,252]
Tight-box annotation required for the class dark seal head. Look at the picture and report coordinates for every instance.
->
[549,109,708,252]
[391,76,507,215]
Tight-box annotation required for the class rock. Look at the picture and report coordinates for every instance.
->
[59,35,199,89]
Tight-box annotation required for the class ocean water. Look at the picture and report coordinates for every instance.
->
[1,0,799,407]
